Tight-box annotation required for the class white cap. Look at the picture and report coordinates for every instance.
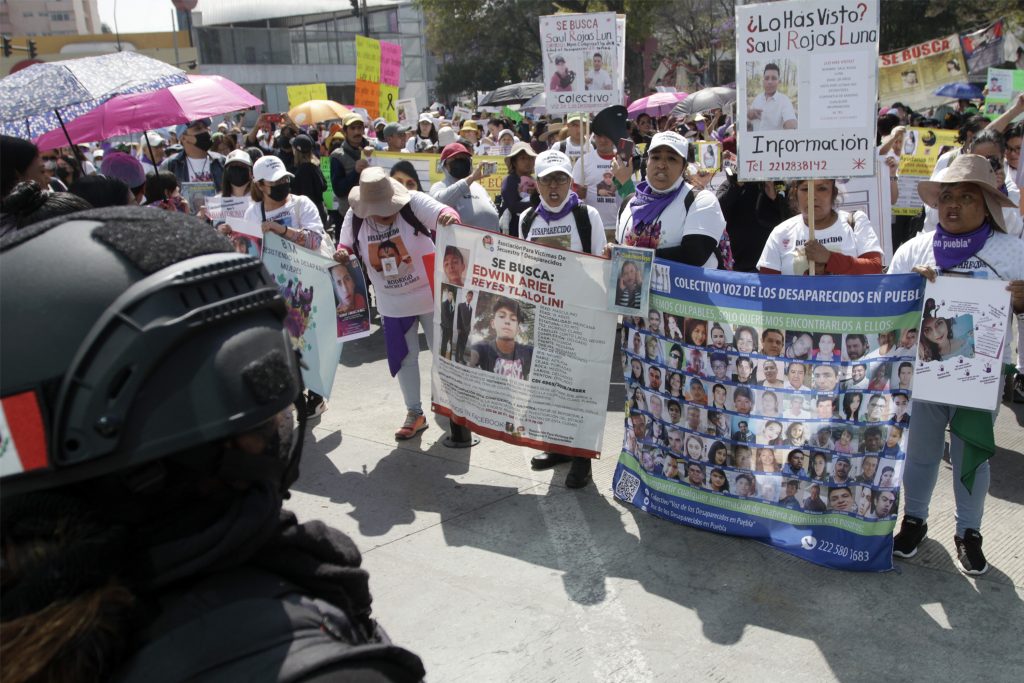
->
[437,126,456,148]
[225,149,253,167]
[497,128,515,141]
[418,112,435,124]
[649,131,688,159]
[252,155,294,183]
[534,150,572,178]
[140,131,166,147]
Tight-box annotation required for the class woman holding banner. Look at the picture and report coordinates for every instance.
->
[757,179,883,276]
[888,154,1024,575]
[523,149,606,487]
[614,131,727,269]
[334,167,460,439]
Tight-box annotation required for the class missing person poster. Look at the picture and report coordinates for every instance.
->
[961,20,1005,80]
[261,233,339,396]
[206,195,251,225]
[180,181,217,216]
[330,255,372,343]
[879,35,968,112]
[735,0,879,181]
[432,224,618,457]
[984,68,1024,119]
[892,127,959,217]
[612,260,924,571]
[540,12,623,115]
[607,245,653,316]
[913,276,1011,412]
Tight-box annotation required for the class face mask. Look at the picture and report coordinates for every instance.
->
[226,166,250,187]
[267,182,290,202]
[448,157,472,179]
[192,132,213,152]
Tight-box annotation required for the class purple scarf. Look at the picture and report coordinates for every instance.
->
[933,221,991,271]
[625,180,687,247]
[536,192,580,223]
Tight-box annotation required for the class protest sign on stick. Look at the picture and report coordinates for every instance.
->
[735,0,879,182]
[378,41,403,121]
[984,68,1024,119]
[613,260,924,571]
[432,224,617,457]
[355,35,382,118]
[540,12,623,115]
[892,127,959,217]
[287,83,328,109]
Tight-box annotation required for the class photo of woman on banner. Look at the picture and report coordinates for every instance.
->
[614,258,643,310]
[918,298,974,361]
[684,318,708,346]
[758,179,883,276]
[549,55,576,92]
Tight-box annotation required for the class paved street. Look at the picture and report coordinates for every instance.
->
[288,326,1024,682]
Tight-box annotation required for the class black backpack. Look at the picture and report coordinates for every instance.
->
[113,568,425,682]
[519,203,592,249]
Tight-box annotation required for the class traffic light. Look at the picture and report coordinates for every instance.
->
[2,36,11,58]
[350,0,360,16]
[28,39,37,58]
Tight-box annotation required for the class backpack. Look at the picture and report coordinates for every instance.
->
[112,568,425,683]
[350,203,433,256]
[520,203,592,251]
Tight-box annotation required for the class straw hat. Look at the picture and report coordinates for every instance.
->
[538,122,563,143]
[505,141,537,159]
[348,167,411,219]
[917,154,1017,231]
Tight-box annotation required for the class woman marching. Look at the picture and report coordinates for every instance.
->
[520,150,606,488]
[888,154,1024,574]
[334,167,460,438]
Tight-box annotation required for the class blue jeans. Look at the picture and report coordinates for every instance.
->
[396,312,434,414]
[902,400,994,536]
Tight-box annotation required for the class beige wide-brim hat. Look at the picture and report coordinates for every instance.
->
[538,122,563,143]
[505,141,537,159]
[918,154,1017,232]
[348,166,411,219]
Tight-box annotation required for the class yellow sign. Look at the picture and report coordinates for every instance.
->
[356,35,381,82]
[893,127,959,216]
[371,152,508,200]
[286,83,328,109]
[378,84,400,121]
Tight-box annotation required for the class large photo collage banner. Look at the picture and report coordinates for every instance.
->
[612,261,924,571]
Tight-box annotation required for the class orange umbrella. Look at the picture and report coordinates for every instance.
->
[288,100,351,125]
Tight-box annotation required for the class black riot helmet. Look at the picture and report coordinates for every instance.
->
[0,207,303,498]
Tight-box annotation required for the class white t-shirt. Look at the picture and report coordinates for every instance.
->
[554,138,584,163]
[518,203,605,255]
[749,92,797,132]
[243,193,323,234]
[338,191,445,318]
[572,148,620,230]
[588,68,613,91]
[757,210,882,275]
[615,183,727,269]
[890,230,1024,363]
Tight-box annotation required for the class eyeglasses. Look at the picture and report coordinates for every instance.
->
[537,175,570,187]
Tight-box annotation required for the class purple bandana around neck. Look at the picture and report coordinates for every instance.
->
[536,191,579,223]
[933,220,991,271]
[629,180,686,234]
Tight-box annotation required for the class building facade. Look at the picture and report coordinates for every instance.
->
[193,0,436,117]
[1,0,102,36]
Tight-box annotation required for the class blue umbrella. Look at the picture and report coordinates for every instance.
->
[0,52,188,140]
[933,82,984,100]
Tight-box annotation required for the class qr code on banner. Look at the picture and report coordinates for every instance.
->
[651,263,670,293]
[614,470,642,503]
